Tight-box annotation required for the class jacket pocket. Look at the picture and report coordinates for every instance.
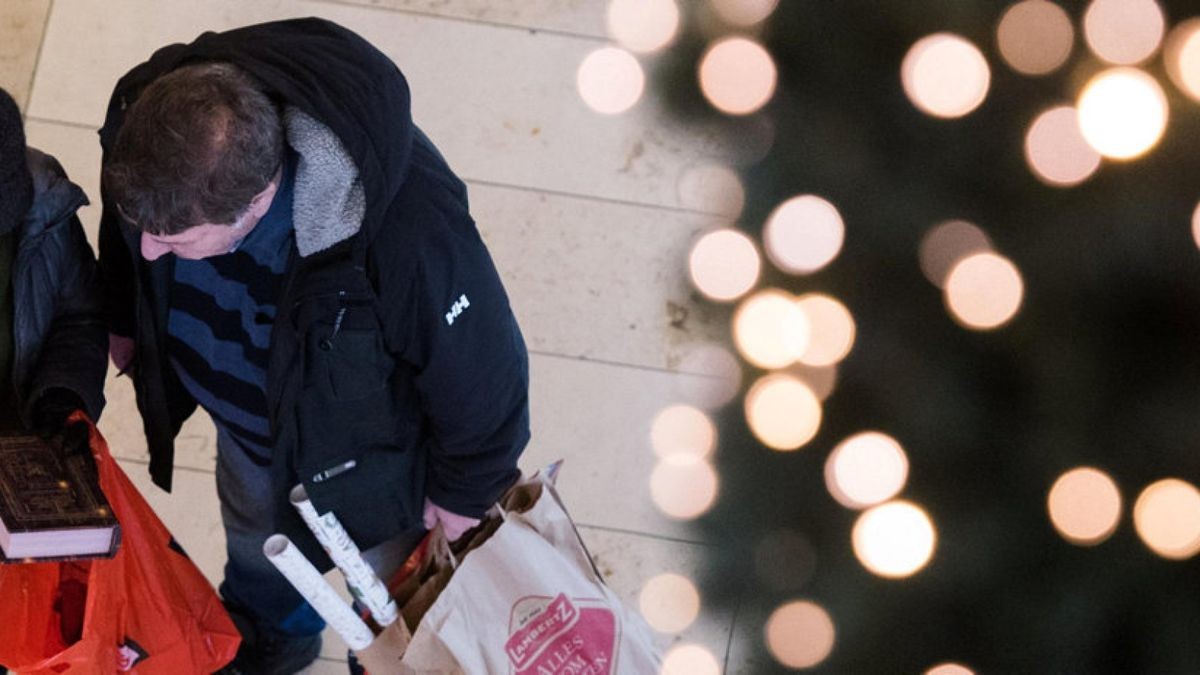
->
[299,441,426,552]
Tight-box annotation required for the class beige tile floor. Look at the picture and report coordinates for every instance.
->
[3,0,744,671]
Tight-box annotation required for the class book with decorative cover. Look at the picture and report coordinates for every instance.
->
[0,433,120,562]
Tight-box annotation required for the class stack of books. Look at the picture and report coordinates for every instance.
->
[0,433,120,562]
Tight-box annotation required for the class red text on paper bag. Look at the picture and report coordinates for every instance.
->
[506,594,618,675]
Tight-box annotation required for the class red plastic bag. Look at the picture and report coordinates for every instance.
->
[0,415,241,673]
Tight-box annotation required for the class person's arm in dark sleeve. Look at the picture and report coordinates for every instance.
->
[26,213,107,423]
[382,210,530,520]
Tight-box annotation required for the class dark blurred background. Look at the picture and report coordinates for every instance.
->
[658,1,1200,672]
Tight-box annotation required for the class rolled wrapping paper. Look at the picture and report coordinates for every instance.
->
[290,484,400,627]
[263,534,376,651]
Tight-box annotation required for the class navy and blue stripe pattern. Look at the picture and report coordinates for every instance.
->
[167,156,295,465]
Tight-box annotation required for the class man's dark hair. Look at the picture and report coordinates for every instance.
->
[104,62,282,235]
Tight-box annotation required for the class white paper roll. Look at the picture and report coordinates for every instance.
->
[290,485,399,627]
[263,534,376,650]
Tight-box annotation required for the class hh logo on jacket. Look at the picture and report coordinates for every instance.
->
[445,293,470,325]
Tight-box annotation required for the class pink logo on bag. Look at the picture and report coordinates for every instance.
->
[506,594,618,675]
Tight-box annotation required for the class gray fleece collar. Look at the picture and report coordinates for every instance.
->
[284,108,366,258]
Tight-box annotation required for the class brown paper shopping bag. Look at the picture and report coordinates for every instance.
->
[394,464,662,674]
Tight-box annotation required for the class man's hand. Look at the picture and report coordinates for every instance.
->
[423,498,481,542]
[109,333,135,374]
[31,388,90,456]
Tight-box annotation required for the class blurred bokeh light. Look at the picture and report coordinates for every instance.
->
[734,289,811,368]
[919,220,994,288]
[944,252,1025,330]
[1133,478,1200,560]
[1192,201,1200,251]
[787,363,839,402]
[763,195,845,274]
[852,501,937,578]
[795,294,856,366]
[825,432,910,510]
[1164,18,1200,101]
[710,0,779,26]
[1083,0,1165,65]
[689,228,762,302]
[744,373,823,451]
[674,343,743,410]
[651,404,716,460]
[677,162,746,217]
[577,46,645,114]
[765,600,836,669]
[607,0,680,54]
[650,455,719,519]
[1047,467,1122,545]
[639,573,701,633]
[660,644,720,675]
[901,33,991,118]
[1025,106,1103,186]
[925,664,976,675]
[1077,68,1168,160]
[996,0,1074,76]
[699,37,777,115]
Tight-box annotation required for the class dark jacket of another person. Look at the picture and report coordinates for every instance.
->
[5,148,107,427]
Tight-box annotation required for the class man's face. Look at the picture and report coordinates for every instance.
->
[140,217,250,261]
[138,172,280,261]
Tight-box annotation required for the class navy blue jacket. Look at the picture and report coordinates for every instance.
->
[97,18,530,567]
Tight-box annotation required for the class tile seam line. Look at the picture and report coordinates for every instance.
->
[575,522,708,547]
[722,593,743,672]
[21,117,731,219]
[112,460,713,545]
[529,349,733,380]
[301,0,610,43]
[22,0,56,114]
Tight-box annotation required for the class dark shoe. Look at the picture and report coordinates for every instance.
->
[216,601,322,674]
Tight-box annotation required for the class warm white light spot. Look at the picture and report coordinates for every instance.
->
[661,644,720,675]
[919,220,993,288]
[733,289,811,369]
[1077,68,1168,160]
[1133,478,1200,560]
[1192,202,1200,252]
[639,573,701,633]
[699,37,778,115]
[925,664,976,675]
[795,294,856,366]
[1164,19,1200,101]
[997,1,1075,75]
[853,500,937,578]
[674,343,743,410]
[577,47,645,114]
[1084,0,1165,65]
[902,34,991,118]
[689,229,761,302]
[825,432,909,510]
[745,374,823,451]
[711,0,779,26]
[650,456,719,520]
[944,252,1024,330]
[765,600,836,669]
[651,405,717,460]
[678,163,746,218]
[1025,106,1103,186]
[787,363,839,402]
[763,195,845,274]
[607,0,680,53]
[1047,467,1122,545]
